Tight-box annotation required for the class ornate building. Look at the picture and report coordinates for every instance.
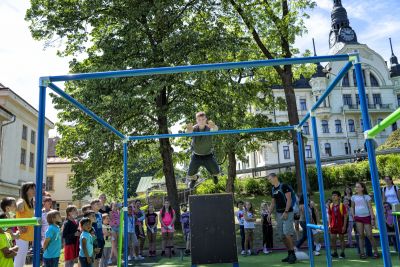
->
[237,0,400,175]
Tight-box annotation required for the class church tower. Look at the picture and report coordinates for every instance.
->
[329,0,358,50]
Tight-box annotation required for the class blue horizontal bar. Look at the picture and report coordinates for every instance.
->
[129,126,294,141]
[45,55,350,82]
[307,224,325,231]
[298,61,353,127]
[47,83,125,139]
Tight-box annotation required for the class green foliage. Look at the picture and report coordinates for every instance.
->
[378,129,400,150]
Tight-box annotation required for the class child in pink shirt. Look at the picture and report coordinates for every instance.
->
[159,199,175,256]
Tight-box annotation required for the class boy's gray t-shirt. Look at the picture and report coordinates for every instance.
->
[191,125,213,155]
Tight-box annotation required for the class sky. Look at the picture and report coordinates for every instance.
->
[0,0,399,137]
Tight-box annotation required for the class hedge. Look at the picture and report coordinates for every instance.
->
[195,154,400,196]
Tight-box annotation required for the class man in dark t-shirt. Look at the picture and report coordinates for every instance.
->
[99,194,111,214]
[186,112,220,189]
[268,173,296,264]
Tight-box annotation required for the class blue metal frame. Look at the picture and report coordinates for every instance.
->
[394,217,400,257]
[297,132,315,267]
[33,53,392,267]
[33,84,47,267]
[129,126,294,140]
[311,115,332,267]
[45,55,350,82]
[354,56,392,267]
[123,142,129,267]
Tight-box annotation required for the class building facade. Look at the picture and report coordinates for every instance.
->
[47,137,90,214]
[0,84,54,198]
[237,0,400,175]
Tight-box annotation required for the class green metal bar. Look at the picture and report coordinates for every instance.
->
[0,218,41,227]
[393,212,400,216]
[367,107,400,138]
[117,210,124,267]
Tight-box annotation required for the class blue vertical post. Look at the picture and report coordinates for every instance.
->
[33,82,47,267]
[354,54,392,267]
[296,131,315,267]
[393,216,400,256]
[311,115,332,267]
[123,141,129,267]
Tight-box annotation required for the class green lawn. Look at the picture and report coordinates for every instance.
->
[129,249,399,266]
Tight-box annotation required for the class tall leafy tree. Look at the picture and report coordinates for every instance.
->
[26,0,223,215]
[222,0,316,193]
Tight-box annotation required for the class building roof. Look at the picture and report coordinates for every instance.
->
[136,176,154,193]
[47,137,72,163]
[0,84,54,127]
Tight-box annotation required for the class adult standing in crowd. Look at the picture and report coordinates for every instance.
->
[268,173,297,264]
[99,194,111,214]
[14,182,36,267]
[381,176,400,205]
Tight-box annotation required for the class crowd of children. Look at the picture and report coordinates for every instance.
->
[0,182,192,267]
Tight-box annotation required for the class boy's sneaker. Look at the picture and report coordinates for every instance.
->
[288,252,297,264]
[137,255,145,260]
[247,250,252,256]
[263,248,271,254]
[241,250,246,255]
[331,252,339,258]
[315,243,322,252]
[107,259,113,264]
[213,176,219,185]
[128,256,132,261]
[339,252,345,259]
[314,251,321,256]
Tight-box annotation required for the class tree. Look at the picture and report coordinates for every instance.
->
[26,0,221,217]
[378,129,400,150]
[225,0,316,193]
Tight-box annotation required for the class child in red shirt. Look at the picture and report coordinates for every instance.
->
[328,191,347,259]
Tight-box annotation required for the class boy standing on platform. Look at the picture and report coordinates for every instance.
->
[186,112,220,189]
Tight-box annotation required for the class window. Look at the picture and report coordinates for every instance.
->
[348,119,355,132]
[343,94,352,106]
[237,162,241,170]
[29,153,34,168]
[303,122,310,135]
[283,146,290,159]
[356,94,369,105]
[392,123,398,132]
[22,125,27,140]
[322,120,329,133]
[397,94,400,107]
[20,148,26,165]
[305,145,312,158]
[46,176,54,191]
[352,69,357,87]
[360,119,364,129]
[370,73,379,87]
[345,142,351,155]
[315,95,319,102]
[31,130,36,145]
[342,73,350,87]
[335,120,342,133]
[372,94,382,105]
[325,143,332,157]
[300,99,307,111]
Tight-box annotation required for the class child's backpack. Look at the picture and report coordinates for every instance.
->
[277,183,299,215]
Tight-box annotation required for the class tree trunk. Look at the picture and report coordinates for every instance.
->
[281,68,310,194]
[156,88,181,225]
[226,150,237,193]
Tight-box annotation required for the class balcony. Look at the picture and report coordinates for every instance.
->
[315,106,331,115]
[342,104,394,113]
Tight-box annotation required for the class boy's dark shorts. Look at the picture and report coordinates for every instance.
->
[187,153,220,177]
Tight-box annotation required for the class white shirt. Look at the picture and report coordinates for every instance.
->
[351,195,371,217]
[384,185,400,205]
[243,212,255,229]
